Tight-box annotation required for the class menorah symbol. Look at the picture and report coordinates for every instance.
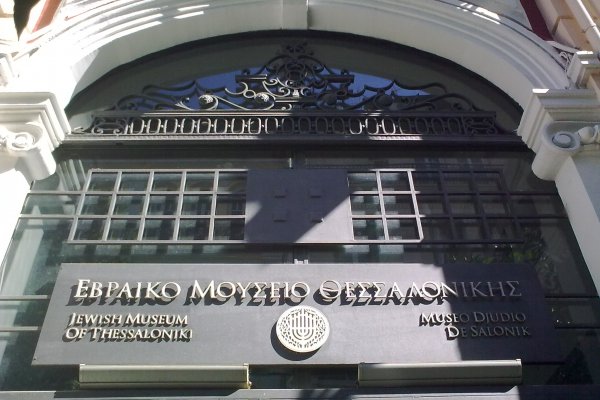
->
[276,306,330,353]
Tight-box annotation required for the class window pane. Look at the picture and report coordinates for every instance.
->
[218,172,246,193]
[351,195,381,215]
[348,172,377,191]
[455,219,484,240]
[422,218,452,241]
[142,219,175,240]
[412,172,441,193]
[74,219,105,240]
[547,299,600,327]
[182,195,212,215]
[474,172,502,192]
[119,173,149,191]
[147,195,178,215]
[114,195,145,215]
[488,218,517,240]
[380,171,410,191]
[4,219,71,295]
[353,219,384,240]
[388,219,419,240]
[178,219,210,240]
[185,172,214,191]
[513,195,565,216]
[108,219,140,240]
[417,194,446,215]
[88,172,117,191]
[448,195,477,215]
[215,195,245,215]
[383,195,414,215]
[481,195,509,215]
[443,172,473,192]
[81,195,111,215]
[152,172,182,191]
[22,194,78,215]
[214,219,244,240]
[521,220,595,295]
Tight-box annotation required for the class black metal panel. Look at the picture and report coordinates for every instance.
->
[34,263,559,366]
[245,169,353,243]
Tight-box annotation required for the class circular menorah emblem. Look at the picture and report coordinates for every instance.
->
[275,306,330,353]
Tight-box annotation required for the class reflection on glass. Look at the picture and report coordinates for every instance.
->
[142,219,175,240]
[22,194,78,215]
[421,218,452,241]
[215,195,245,215]
[178,219,210,240]
[416,194,445,215]
[182,195,212,215]
[474,172,501,192]
[480,195,509,215]
[352,219,384,240]
[119,173,149,191]
[214,219,244,240]
[108,219,140,240]
[81,195,111,215]
[443,172,473,192]
[185,172,215,191]
[513,195,565,216]
[114,195,145,215]
[448,195,477,215]
[488,218,517,240]
[383,195,414,214]
[350,195,380,215]
[348,172,377,191]
[380,172,410,191]
[412,172,441,192]
[147,195,178,215]
[88,172,117,191]
[388,219,419,240]
[547,299,600,327]
[152,173,182,191]
[455,219,484,240]
[74,219,105,240]
[218,172,246,193]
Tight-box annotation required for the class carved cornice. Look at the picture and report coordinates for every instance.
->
[567,51,600,88]
[518,88,600,153]
[0,92,69,180]
[532,122,600,180]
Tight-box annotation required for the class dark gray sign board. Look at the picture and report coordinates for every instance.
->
[33,263,560,366]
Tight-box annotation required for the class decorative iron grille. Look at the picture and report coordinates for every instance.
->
[70,44,515,142]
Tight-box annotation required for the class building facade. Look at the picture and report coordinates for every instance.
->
[1,0,600,398]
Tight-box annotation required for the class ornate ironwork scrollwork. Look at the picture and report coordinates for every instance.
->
[71,43,515,140]
[110,43,480,113]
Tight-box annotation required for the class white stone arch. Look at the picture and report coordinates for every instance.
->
[10,0,568,109]
[9,0,600,292]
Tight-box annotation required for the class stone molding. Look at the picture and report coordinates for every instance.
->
[532,121,600,180]
[10,0,568,109]
[567,51,600,88]
[0,52,14,86]
[0,92,69,181]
